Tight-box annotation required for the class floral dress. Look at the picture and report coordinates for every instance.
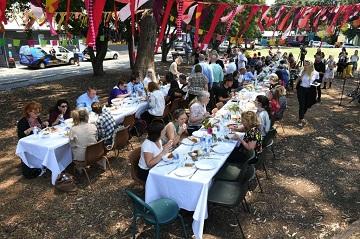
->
[243,127,263,155]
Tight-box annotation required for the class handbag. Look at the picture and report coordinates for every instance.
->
[55,173,77,193]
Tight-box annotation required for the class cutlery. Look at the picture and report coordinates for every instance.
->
[189,168,198,179]
[167,166,179,175]
[157,162,175,167]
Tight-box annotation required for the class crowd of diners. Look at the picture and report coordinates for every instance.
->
[16,45,358,180]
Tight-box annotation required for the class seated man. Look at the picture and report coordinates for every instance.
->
[76,86,99,111]
[243,65,255,82]
[91,102,116,146]
[108,80,130,105]
[127,72,145,97]
[214,75,233,104]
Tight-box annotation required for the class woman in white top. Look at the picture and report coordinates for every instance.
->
[295,61,319,127]
[188,91,210,135]
[255,95,271,137]
[169,56,183,78]
[323,55,336,89]
[143,68,156,88]
[138,122,173,181]
[350,50,358,75]
[140,82,165,125]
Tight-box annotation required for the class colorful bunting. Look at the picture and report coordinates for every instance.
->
[12,39,21,47]
[155,0,175,52]
[0,0,7,33]
[241,5,261,36]
[194,3,203,49]
[45,0,60,35]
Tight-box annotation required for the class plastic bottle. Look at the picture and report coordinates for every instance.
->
[200,134,206,151]
[33,126,39,135]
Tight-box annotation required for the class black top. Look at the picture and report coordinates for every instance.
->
[214,84,231,102]
[314,61,326,74]
[17,117,43,139]
[168,79,185,102]
[300,48,307,59]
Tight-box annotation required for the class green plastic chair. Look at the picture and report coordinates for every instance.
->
[215,149,255,182]
[125,190,188,239]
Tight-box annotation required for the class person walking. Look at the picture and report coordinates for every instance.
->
[299,45,307,67]
[295,61,319,127]
[314,55,326,102]
[323,55,336,89]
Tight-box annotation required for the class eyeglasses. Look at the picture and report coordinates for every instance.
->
[60,105,68,108]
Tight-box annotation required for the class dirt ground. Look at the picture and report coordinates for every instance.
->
[0,62,359,239]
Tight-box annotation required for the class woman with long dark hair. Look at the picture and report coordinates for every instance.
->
[255,95,271,137]
[295,61,319,127]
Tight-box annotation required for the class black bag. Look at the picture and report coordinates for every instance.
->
[21,162,42,179]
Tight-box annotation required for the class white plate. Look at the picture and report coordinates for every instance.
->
[212,143,234,154]
[192,130,207,138]
[181,137,200,146]
[111,98,123,105]
[162,153,175,162]
[110,109,122,115]
[174,167,196,177]
[195,160,217,170]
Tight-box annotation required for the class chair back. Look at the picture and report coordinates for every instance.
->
[163,102,172,119]
[170,98,183,113]
[263,128,277,148]
[128,147,144,185]
[125,189,158,223]
[123,114,136,129]
[85,140,106,165]
[243,149,255,163]
[113,126,130,150]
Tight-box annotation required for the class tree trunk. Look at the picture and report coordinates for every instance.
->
[127,33,135,70]
[134,9,157,78]
[161,41,171,62]
[89,36,108,76]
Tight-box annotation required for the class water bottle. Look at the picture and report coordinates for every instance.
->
[205,135,212,155]
[200,134,206,151]
[33,126,39,135]
[59,114,65,126]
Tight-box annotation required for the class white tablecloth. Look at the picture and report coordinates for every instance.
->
[16,132,72,185]
[112,101,148,124]
[145,141,237,239]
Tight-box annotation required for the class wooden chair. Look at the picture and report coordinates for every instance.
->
[128,147,145,186]
[151,101,172,124]
[108,126,132,158]
[123,113,140,137]
[74,140,114,189]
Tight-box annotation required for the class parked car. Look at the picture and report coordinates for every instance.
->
[218,40,229,52]
[83,49,119,61]
[309,40,322,47]
[321,42,334,48]
[286,40,301,47]
[19,45,75,69]
[342,43,358,48]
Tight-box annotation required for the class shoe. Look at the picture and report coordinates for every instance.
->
[38,168,47,177]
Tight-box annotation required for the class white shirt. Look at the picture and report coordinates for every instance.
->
[139,139,162,170]
[148,90,165,116]
[300,71,319,88]
[237,53,247,69]
[143,77,152,88]
[257,110,271,137]
[226,62,237,74]
[350,55,359,63]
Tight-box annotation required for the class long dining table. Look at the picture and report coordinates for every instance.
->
[145,86,268,238]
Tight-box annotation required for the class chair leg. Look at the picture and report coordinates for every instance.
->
[232,209,245,239]
[105,157,114,177]
[280,121,285,134]
[255,172,263,193]
[82,168,93,189]
[262,162,269,179]
[243,198,251,213]
[178,214,188,239]
[155,224,160,239]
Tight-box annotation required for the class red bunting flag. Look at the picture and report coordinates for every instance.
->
[266,5,286,28]
[65,0,71,28]
[277,6,296,31]
[183,4,197,24]
[46,0,60,35]
[257,5,270,32]
[155,0,175,52]
[201,3,227,50]
[312,7,328,31]
[327,5,345,34]
[176,0,184,37]
[194,3,203,49]
[85,0,107,47]
[0,0,7,32]
[241,5,261,36]
[220,5,244,42]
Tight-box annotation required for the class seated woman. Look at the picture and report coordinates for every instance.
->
[269,73,280,90]
[48,99,71,126]
[273,85,287,121]
[17,102,49,178]
[138,122,173,181]
[69,109,98,164]
[255,95,271,137]
[141,82,165,125]
[188,91,210,135]
[143,68,157,88]
[17,102,49,139]
[108,80,130,105]
[228,111,263,164]
[161,109,188,145]
[269,87,281,117]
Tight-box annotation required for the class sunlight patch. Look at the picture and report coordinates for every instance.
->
[277,175,321,198]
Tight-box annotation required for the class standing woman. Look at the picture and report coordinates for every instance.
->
[323,55,336,89]
[295,61,319,127]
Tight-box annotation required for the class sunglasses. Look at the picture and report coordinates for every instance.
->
[60,105,68,108]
